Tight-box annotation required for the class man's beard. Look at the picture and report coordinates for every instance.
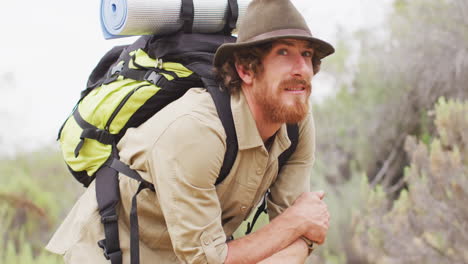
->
[254,78,311,124]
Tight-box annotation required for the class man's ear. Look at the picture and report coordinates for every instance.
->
[235,62,254,85]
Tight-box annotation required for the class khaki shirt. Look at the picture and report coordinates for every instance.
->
[47,88,315,263]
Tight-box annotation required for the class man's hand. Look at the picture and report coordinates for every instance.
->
[284,191,330,244]
[225,191,329,263]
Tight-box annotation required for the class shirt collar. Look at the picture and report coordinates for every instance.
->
[231,90,291,151]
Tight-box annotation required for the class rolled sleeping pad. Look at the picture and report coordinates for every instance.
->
[100,0,252,39]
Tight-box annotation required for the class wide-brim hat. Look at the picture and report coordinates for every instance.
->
[214,0,335,67]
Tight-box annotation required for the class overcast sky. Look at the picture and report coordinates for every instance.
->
[0,0,391,155]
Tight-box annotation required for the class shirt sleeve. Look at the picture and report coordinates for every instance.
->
[267,113,315,220]
[146,114,228,264]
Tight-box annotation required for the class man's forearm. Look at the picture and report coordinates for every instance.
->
[257,239,309,264]
[224,211,304,264]
[224,191,329,264]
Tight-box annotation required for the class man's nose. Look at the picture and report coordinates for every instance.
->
[291,55,313,78]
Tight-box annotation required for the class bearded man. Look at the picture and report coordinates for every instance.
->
[47,0,334,263]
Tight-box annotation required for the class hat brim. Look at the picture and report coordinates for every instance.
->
[214,30,335,67]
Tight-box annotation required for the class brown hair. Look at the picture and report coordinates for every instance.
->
[215,42,272,94]
[214,41,322,94]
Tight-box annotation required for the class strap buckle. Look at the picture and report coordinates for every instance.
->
[144,71,163,85]
[110,63,124,76]
[97,239,122,261]
[79,128,114,145]
[96,129,114,144]
[101,214,118,224]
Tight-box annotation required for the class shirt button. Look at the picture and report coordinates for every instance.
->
[240,206,247,212]
[256,168,263,175]
[203,237,210,245]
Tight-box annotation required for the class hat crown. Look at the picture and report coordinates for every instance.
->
[237,0,312,42]
[213,0,335,67]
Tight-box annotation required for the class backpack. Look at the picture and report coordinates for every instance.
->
[57,32,299,264]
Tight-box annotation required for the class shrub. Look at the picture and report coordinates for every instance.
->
[352,98,468,264]
[0,147,82,263]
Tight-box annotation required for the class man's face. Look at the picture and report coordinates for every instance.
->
[251,38,314,124]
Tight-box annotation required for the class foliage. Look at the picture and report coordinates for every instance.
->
[361,0,468,188]
[305,170,365,264]
[0,147,82,263]
[315,0,468,193]
[352,98,468,264]
[310,0,468,263]
[0,205,64,264]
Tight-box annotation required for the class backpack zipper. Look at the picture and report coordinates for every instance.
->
[105,84,150,131]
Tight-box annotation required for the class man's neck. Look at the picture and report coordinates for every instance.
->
[241,87,282,142]
[254,117,281,143]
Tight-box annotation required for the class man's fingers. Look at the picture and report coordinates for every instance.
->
[316,236,326,245]
[305,228,326,245]
[313,190,325,200]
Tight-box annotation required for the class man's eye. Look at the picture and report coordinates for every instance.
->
[277,49,288,55]
[302,51,313,57]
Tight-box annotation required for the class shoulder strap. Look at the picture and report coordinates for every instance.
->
[244,124,299,235]
[203,78,299,183]
[203,76,299,183]
[278,124,299,173]
[95,157,123,264]
[202,78,239,185]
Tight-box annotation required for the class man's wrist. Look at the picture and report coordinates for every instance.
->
[299,236,316,255]
[281,206,310,237]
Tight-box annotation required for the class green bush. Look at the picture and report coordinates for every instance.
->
[310,0,468,261]
[0,147,81,263]
[352,98,468,264]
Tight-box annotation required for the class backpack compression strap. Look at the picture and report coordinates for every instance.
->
[181,0,239,35]
[56,36,151,143]
[181,0,194,33]
[223,0,239,34]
